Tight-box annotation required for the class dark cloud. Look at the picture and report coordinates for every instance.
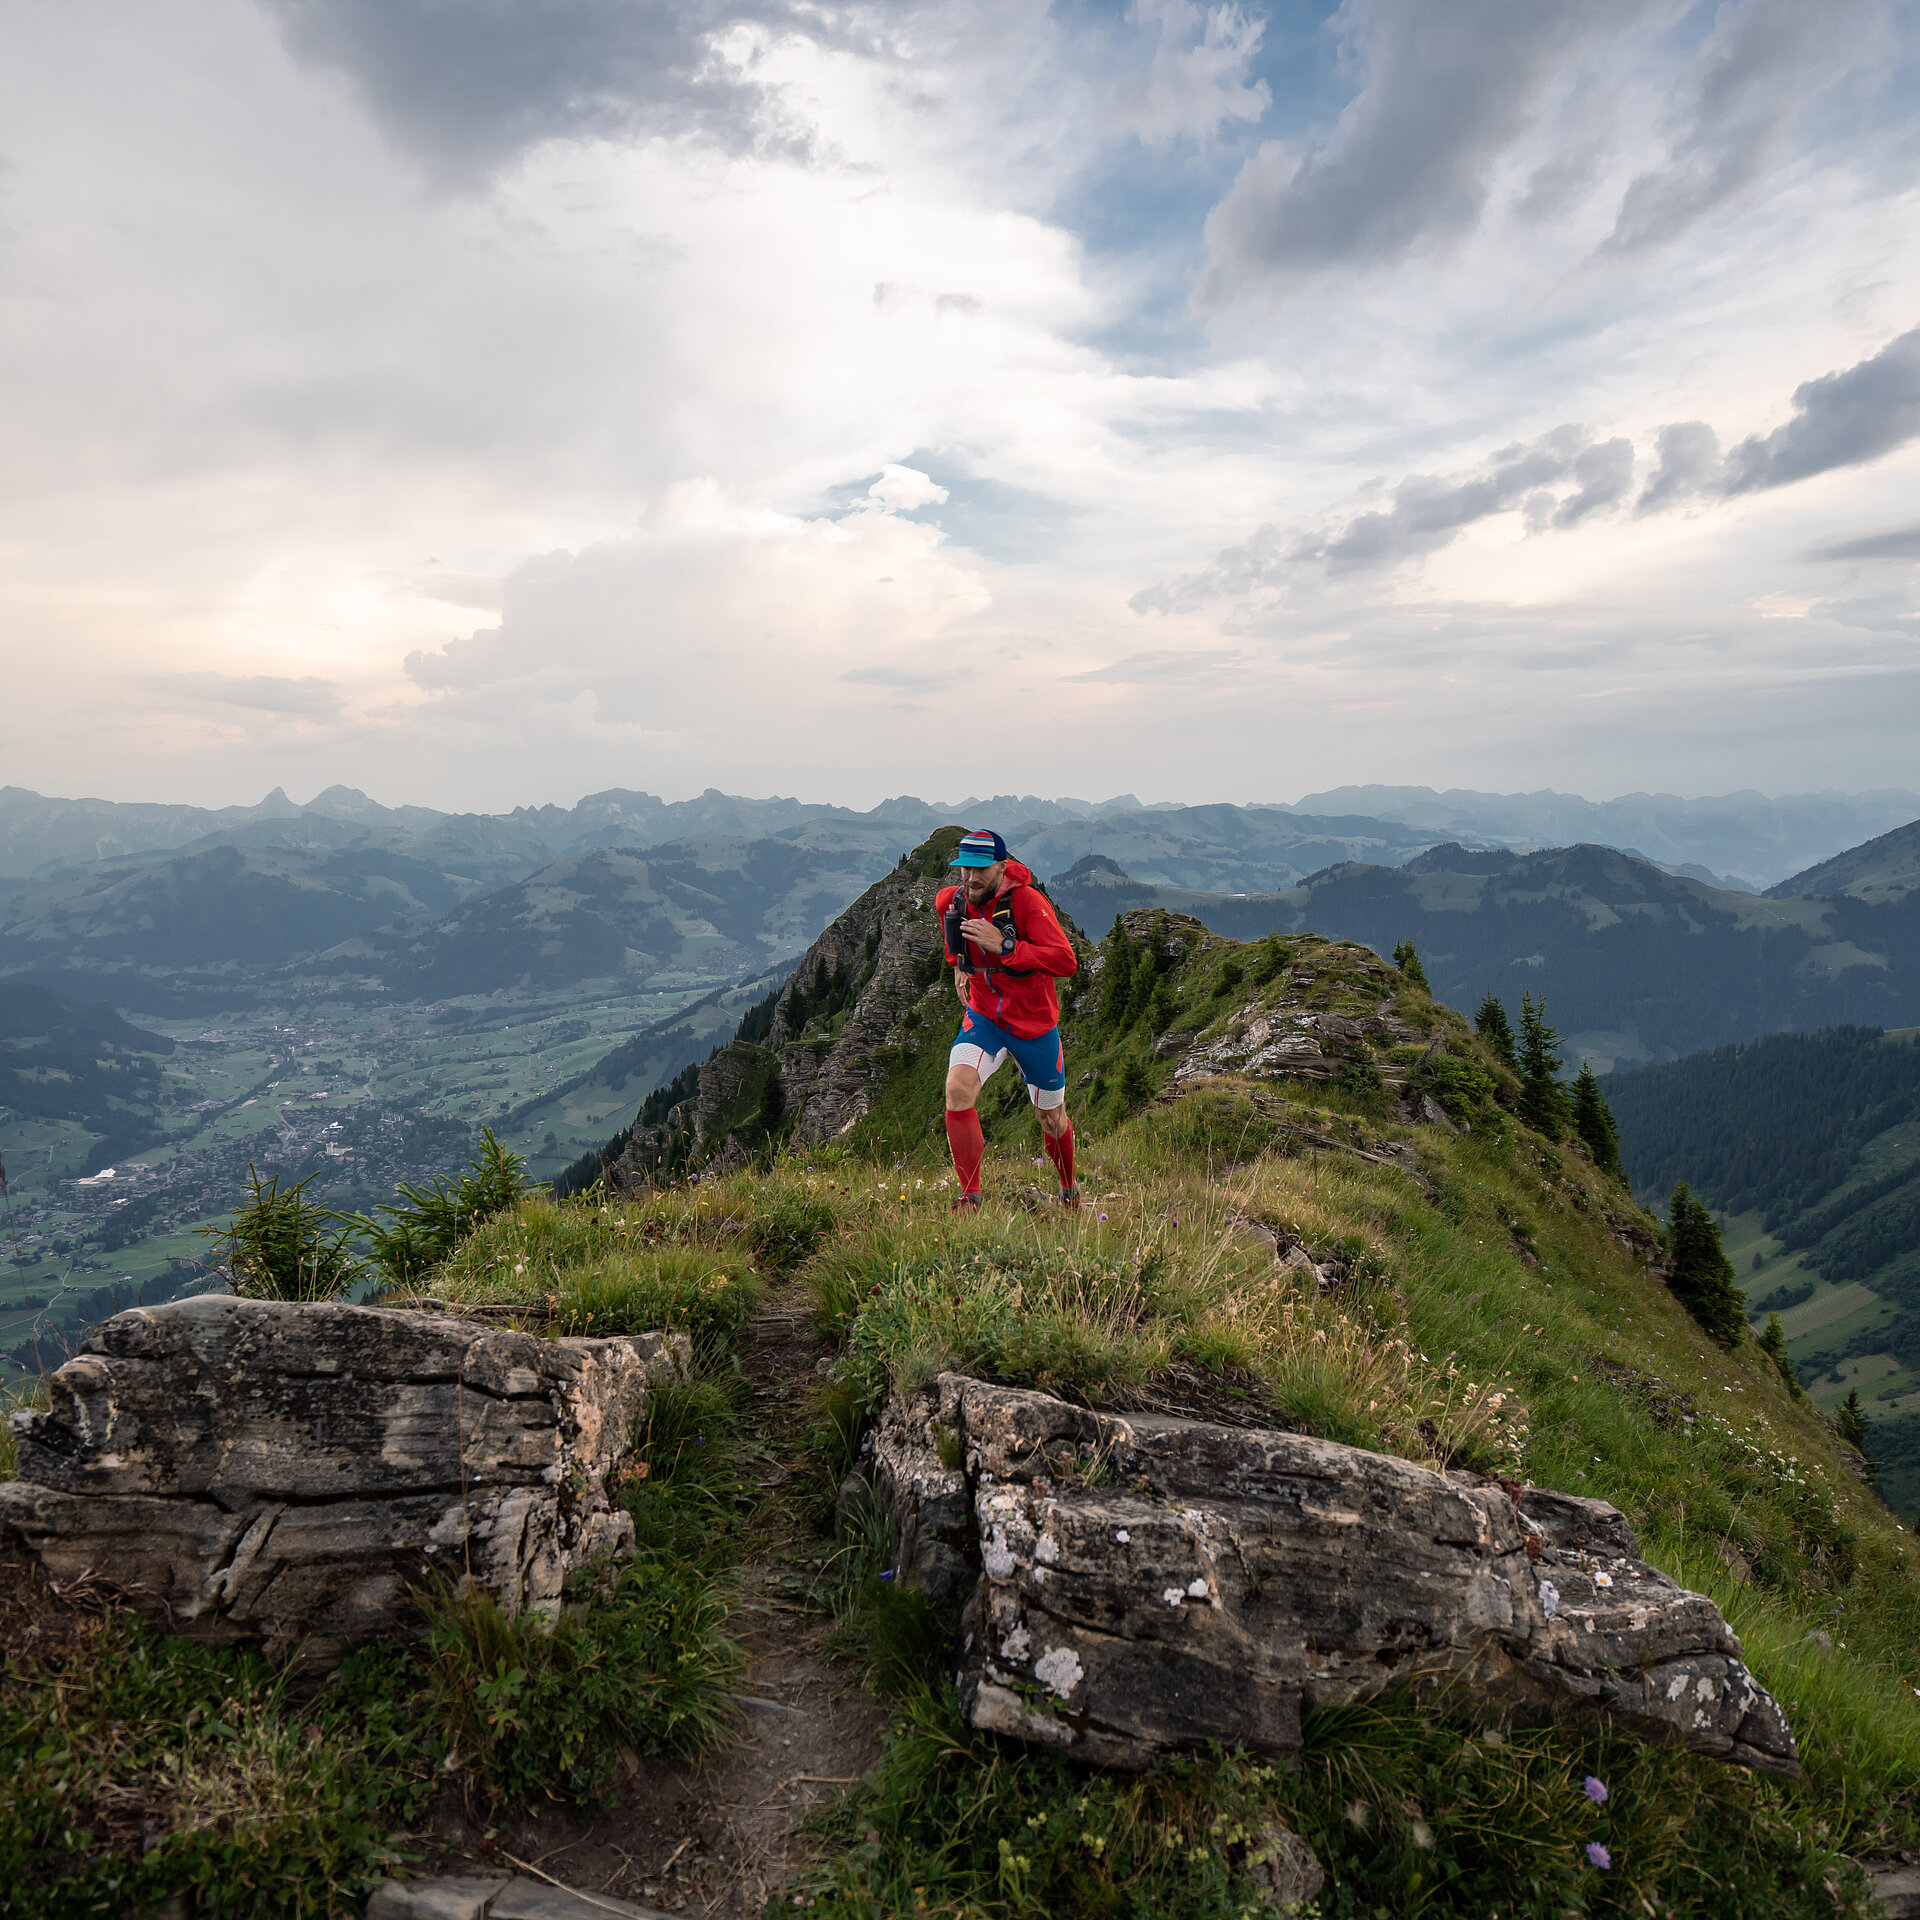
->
[1316,424,1625,571]
[1635,420,1720,514]
[1722,325,1920,494]
[1550,436,1634,528]
[1201,0,1610,297]
[262,0,810,179]
[1806,522,1920,562]
[152,672,343,716]
[1605,0,1875,256]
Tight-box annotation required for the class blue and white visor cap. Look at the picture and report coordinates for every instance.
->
[955,829,1008,867]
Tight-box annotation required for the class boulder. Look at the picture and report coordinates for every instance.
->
[862,1374,1797,1777]
[1,1295,688,1664]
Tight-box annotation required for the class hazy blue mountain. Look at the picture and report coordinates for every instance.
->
[1284,786,1920,889]
[1769,817,1920,903]
[1048,841,1920,1070]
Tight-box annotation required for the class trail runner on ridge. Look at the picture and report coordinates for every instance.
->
[937,828,1079,1210]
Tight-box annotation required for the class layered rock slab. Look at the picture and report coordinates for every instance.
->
[867,1375,1797,1776]
[1,1295,688,1663]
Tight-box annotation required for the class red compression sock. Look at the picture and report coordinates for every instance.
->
[1044,1119,1076,1191]
[945,1107,985,1194]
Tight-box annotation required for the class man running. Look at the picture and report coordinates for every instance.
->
[937,828,1079,1209]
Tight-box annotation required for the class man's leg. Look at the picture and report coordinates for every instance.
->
[1036,1095,1077,1204]
[944,1061,986,1205]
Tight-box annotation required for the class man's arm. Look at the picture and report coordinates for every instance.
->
[1001,888,1078,977]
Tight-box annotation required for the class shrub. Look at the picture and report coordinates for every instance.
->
[424,1567,739,1808]
[202,1166,360,1302]
[355,1128,529,1285]
[1115,1055,1154,1118]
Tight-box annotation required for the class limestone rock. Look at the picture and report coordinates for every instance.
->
[1,1295,688,1664]
[863,1374,1797,1776]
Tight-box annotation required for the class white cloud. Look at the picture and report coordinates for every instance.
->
[0,0,1917,809]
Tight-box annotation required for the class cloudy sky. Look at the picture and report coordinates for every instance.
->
[2,0,1917,812]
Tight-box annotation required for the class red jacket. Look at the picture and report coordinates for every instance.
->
[937,860,1078,1038]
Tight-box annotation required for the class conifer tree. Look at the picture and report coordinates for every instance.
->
[1392,939,1428,989]
[1571,1061,1623,1179]
[1757,1314,1801,1396]
[1835,1389,1877,1480]
[1098,918,1135,1029]
[1666,1183,1747,1348]
[1516,993,1568,1140]
[1124,947,1159,1028]
[1474,991,1517,1069]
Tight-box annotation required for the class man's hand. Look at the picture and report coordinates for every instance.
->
[961,916,1005,953]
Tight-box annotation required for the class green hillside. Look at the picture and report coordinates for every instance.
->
[1607,1027,1920,1517]
[12,841,1920,1916]
[1048,842,1920,1070]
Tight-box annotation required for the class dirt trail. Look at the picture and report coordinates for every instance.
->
[429,1281,885,1916]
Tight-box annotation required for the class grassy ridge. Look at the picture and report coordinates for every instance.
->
[7,911,1920,1914]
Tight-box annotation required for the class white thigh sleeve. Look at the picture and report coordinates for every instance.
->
[949,1040,1007,1081]
[1028,1081,1066,1110]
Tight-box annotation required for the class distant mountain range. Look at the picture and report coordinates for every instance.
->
[6,780,1916,892]
[1283,786,1920,890]
[1047,831,1920,1071]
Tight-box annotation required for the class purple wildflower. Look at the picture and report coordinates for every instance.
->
[879,1570,895,1582]
[1585,1842,1611,1870]
[1098,1212,1108,1222]
[1583,1776,1608,1804]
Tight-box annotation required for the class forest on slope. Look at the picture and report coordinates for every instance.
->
[1607,1027,1920,1516]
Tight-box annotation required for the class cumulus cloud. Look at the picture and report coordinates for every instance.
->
[1201,0,1610,298]
[1722,325,1920,494]
[866,464,950,512]
[149,673,343,717]
[261,0,810,179]
[1604,0,1881,255]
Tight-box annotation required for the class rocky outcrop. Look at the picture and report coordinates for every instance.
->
[863,1375,1798,1777]
[610,828,1086,1179]
[1,1295,687,1664]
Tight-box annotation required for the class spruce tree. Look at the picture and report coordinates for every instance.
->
[1098,918,1135,1030]
[1757,1314,1801,1396]
[1475,991,1517,1070]
[1516,993,1568,1140]
[1392,940,1428,989]
[1666,1183,1747,1348]
[1835,1389,1877,1479]
[1571,1061,1623,1179]
[1124,947,1159,1027]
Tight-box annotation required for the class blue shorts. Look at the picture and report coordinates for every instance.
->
[950,1010,1068,1109]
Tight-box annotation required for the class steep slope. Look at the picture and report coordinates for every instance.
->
[1608,1027,1920,1515]
[0,842,467,995]
[1771,816,1920,903]
[0,982,175,1152]
[562,829,1920,1911]
[1049,841,1920,1068]
[345,836,897,1000]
